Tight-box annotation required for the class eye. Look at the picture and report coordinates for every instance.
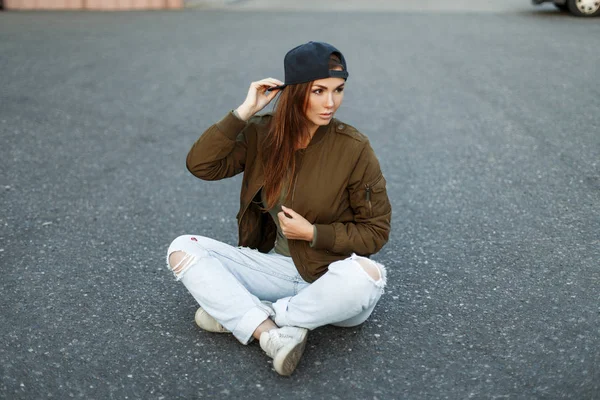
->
[335,87,345,93]
[312,89,323,94]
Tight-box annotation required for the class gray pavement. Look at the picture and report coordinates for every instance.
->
[1,2,599,399]
[193,0,543,12]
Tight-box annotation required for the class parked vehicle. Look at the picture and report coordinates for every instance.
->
[533,0,600,17]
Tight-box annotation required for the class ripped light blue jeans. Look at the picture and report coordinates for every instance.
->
[167,235,387,344]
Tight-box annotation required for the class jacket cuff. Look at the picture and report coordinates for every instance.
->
[215,111,248,140]
[313,224,335,251]
[309,225,317,248]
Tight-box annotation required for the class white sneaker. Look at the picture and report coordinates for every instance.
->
[259,326,308,376]
[194,308,229,333]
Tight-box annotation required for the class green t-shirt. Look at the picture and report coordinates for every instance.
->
[262,187,291,257]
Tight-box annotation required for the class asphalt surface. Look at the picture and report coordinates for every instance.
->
[1,2,599,399]
[212,0,542,12]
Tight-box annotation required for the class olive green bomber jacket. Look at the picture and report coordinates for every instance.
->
[186,111,392,283]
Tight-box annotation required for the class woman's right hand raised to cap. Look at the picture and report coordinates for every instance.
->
[235,78,284,121]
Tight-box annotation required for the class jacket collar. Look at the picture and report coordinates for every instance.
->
[304,122,331,150]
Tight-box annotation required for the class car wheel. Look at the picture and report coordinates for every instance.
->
[567,0,600,16]
[554,2,569,10]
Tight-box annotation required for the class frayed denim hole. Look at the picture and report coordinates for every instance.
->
[351,254,387,292]
[167,251,197,281]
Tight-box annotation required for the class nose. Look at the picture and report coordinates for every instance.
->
[324,93,334,108]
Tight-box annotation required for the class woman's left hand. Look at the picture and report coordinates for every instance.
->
[278,206,314,242]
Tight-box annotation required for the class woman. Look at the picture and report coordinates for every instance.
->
[167,41,392,376]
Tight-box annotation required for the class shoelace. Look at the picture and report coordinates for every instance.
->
[265,332,295,358]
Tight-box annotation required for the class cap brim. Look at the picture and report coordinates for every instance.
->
[266,85,286,92]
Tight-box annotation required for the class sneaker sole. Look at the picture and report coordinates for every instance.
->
[273,329,308,376]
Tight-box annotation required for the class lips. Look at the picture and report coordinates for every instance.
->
[319,112,333,118]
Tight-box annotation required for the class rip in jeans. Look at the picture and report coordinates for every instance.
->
[350,253,387,291]
[167,251,196,281]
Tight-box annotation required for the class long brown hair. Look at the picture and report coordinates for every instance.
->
[261,82,312,209]
[262,54,345,209]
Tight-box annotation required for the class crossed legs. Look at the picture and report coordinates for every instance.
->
[166,235,386,341]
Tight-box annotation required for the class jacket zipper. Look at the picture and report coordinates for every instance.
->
[365,184,372,216]
[290,152,306,275]
[290,151,304,207]
[238,185,262,238]
[290,172,300,208]
[365,174,383,217]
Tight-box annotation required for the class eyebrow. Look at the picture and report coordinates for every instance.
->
[312,83,345,90]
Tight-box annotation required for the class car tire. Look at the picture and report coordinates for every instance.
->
[567,0,600,16]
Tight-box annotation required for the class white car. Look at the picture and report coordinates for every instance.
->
[533,0,600,16]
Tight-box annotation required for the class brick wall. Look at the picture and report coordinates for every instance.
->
[4,0,182,10]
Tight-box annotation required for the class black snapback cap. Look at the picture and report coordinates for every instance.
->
[270,41,349,91]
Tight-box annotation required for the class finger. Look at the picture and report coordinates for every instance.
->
[254,79,278,87]
[251,81,273,92]
[264,89,280,100]
[253,77,283,88]
[260,83,282,93]
[255,85,278,98]
[260,77,284,86]
[265,87,281,95]
[281,205,297,217]
[280,209,294,219]
[257,78,284,91]
[277,211,288,224]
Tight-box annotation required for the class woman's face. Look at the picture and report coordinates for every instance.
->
[305,76,345,131]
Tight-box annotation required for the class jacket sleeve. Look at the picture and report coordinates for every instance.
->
[312,142,392,256]
[186,111,250,181]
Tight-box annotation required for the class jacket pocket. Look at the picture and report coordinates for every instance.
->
[365,174,386,218]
